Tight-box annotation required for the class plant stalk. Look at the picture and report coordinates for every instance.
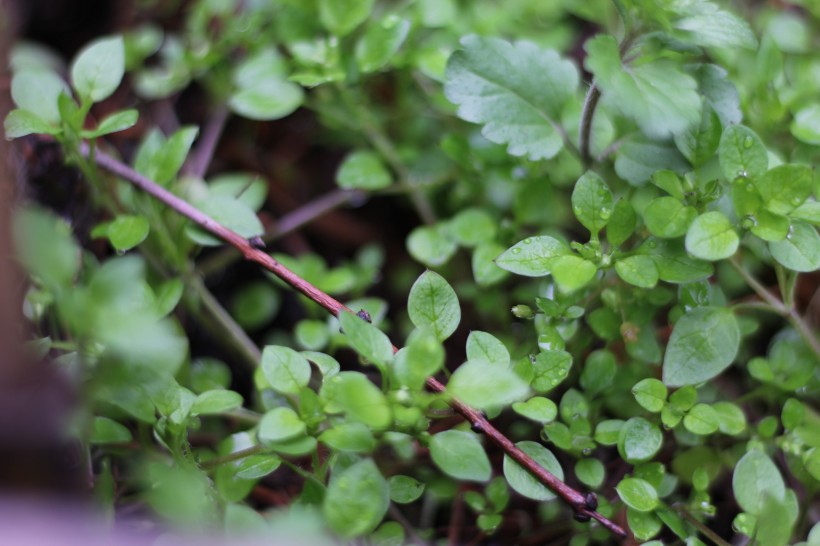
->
[79,141,628,538]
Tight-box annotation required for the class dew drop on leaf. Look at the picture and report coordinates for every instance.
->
[743,136,753,148]
[511,247,521,254]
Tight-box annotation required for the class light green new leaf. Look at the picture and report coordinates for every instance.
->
[713,402,747,435]
[355,15,411,73]
[339,311,393,369]
[10,69,68,125]
[258,407,306,444]
[430,430,492,482]
[618,417,663,463]
[407,224,457,267]
[769,221,820,272]
[393,328,444,389]
[447,208,497,248]
[683,403,720,435]
[673,2,758,50]
[4,109,61,138]
[323,458,389,538]
[530,350,572,393]
[82,108,138,138]
[512,397,558,424]
[644,197,697,239]
[571,171,614,235]
[407,270,460,341]
[550,255,597,292]
[663,307,740,386]
[615,255,659,288]
[321,372,391,429]
[190,389,243,416]
[585,35,701,139]
[319,0,374,37]
[447,360,529,410]
[472,242,509,286]
[632,378,667,413]
[466,331,510,367]
[228,80,303,121]
[575,458,605,488]
[107,215,150,251]
[614,137,690,186]
[733,450,785,516]
[685,211,739,261]
[718,125,768,181]
[90,417,132,444]
[71,36,125,103]
[791,104,820,145]
[607,199,637,247]
[235,454,281,480]
[503,441,563,501]
[617,478,659,512]
[445,35,579,160]
[755,164,813,215]
[388,475,425,504]
[187,195,263,247]
[261,346,311,395]
[495,236,570,277]
[319,422,376,453]
[336,150,392,190]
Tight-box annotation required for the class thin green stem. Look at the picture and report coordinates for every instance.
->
[730,258,820,360]
[200,444,265,470]
[674,504,732,546]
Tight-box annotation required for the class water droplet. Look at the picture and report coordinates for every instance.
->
[550,379,559,386]
[736,169,748,179]
[791,196,802,206]
[599,207,612,220]
[511,247,521,254]
[746,183,754,192]
[573,206,582,215]
[743,136,753,148]
[648,241,657,249]
[523,237,532,244]
[581,447,592,456]
[741,215,757,229]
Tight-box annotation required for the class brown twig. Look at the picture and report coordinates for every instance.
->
[79,142,628,538]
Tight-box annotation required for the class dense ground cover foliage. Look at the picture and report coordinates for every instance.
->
[5,0,820,544]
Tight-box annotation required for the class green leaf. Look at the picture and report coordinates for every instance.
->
[615,255,659,288]
[107,215,149,251]
[447,208,497,248]
[430,430,492,482]
[190,389,243,416]
[445,35,579,160]
[13,206,81,291]
[228,80,303,121]
[261,346,312,395]
[235,454,281,479]
[769,221,820,272]
[550,255,597,292]
[466,331,509,367]
[10,69,68,125]
[791,104,820,145]
[690,64,742,127]
[71,36,125,103]
[209,173,268,212]
[632,379,667,413]
[580,350,616,397]
[319,0,374,37]
[575,458,605,488]
[644,197,698,239]
[512,397,558,424]
[336,150,392,190]
[323,458,389,538]
[321,372,391,429]
[258,407,306,444]
[673,2,758,50]
[663,307,740,387]
[685,211,739,261]
[447,360,529,410]
[407,270,460,341]
[683,403,720,435]
[530,350,573,393]
[388,475,425,504]
[616,477,659,512]
[750,210,790,242]
[319,422,376,453]
[187,195,263,246]
[607,199,637,247]
[231,282,280,330]
[90,416,132,444]
[614,137,690,186]
[713,402,747,435]
[733,450,785,516]
[81,108,138,138]
[303,351,340,380]
[718,125,768,181]
[4,108,60,138]
[585,35,700,139]
[502,441,563,501]
[407,225,457,267]
[755,165,813,215]
[339,311,393,369]
[571,171,614,236]
[618,417,663,463]
[393,328,444,389]
[355,15,411,73]
[472,242,509,286]
[639,238,714,283]
[595,419,624,446]
[495,236,570,277]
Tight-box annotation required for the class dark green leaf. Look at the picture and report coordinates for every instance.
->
[617,477,659,512]
[683,403,720,435]
[502,441,563,501]
[614,137,690,186]
[755,165,813,215]
[319,0,374,36]
[355,16,411,73]
[615,255,659,288]
[321,372,391,429]
[188,195,262,246]
[632,378,667,413]
[685,211,739,261]
[769,221,820,272]
[339,311,393,369]
[90,417,132,444]
[336,150,392,190]
[663,307,740,386]
[644,197,698,239]
[445,35,579,160]
[319,422,376,453]
[618,417,663,463]
[718,125,767,181]
[258,407,306,444]
[571,171,614,236]
[430,430,492,482]
[261,346,311,395]
[388,475,425,504]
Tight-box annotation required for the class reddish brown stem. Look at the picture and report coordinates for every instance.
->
[80,142,627,538]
